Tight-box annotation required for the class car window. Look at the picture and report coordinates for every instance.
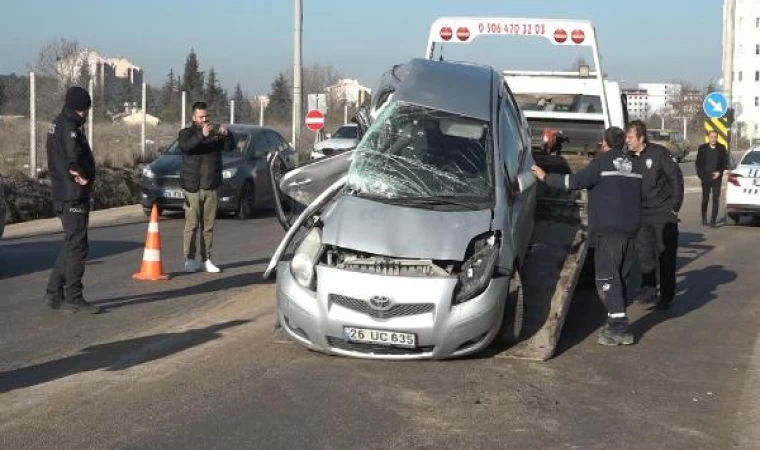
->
[252,133,271,155]
[333,126,358,139]
[230,132,250,154]
[265,131,286,152]
[164,131,249,155]
[741,152,760,165]
[499,96,523,183]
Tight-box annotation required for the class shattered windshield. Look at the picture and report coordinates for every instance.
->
[345,102,492,200]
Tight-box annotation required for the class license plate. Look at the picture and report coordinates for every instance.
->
[343,327,416,348]
[162,189,183,199]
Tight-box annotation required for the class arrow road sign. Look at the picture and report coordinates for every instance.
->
[703,91,728,119]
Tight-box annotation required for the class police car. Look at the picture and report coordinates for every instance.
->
[726,146,760,225]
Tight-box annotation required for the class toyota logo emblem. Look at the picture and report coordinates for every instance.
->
[369,296,393,311]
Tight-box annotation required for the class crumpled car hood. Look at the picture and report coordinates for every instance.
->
[321,195,492,261]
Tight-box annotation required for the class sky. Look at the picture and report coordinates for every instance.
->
[0,0,724,96]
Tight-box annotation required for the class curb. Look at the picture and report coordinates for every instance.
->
[3,204,147,240]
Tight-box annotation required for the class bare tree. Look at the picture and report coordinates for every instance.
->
[30,38,85,90]
[285,63,344,116]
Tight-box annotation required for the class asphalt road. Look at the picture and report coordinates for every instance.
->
[1,191,759,449]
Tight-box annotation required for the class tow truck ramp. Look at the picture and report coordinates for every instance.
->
[498,153,591,361]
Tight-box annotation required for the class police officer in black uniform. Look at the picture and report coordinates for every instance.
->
[44,86,102,314]
[625,120,684,311]
[533,127,642,346]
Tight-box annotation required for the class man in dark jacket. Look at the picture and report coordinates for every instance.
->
[696,130,730,227]
[625,120,684,311]
[178,101,232,274]
[533,127,641,346]
[44,86,102,313]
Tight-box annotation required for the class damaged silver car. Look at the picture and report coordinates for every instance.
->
[265,58,538,360]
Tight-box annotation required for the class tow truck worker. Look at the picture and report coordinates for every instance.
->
[532,127,641,346]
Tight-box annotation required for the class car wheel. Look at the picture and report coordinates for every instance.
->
[494,267,525,346]
[237,181,256,219]
[727,212,740,225]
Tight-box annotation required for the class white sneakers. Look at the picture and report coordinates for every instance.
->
[185,259,197,273]
[185,258,222,273]
[203,259,222,273]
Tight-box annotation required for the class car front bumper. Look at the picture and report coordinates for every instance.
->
[276,263,508,360]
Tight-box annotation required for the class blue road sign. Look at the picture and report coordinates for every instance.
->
[703,91,728,119]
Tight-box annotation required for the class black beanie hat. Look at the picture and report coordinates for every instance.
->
[65,86,92,111]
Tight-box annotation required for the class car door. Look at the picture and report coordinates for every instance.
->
[499,84,535,262]
[251,132,274,202]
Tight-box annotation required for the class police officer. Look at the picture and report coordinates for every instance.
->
[533,127,642,346]
[44,86,102,314]
[625,120,684,311]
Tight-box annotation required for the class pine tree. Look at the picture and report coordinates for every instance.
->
[204,67,228,120]
[267,72,292,124]
[158,69,180,122]
[182,48,204,103]
[233,82,254,123]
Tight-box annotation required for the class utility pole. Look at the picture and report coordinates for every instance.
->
[723,0,736,104]
[88,78,94,153]
[292,0,303,151]
[29,72,36,178]
[181,91,187,130]
[141,82,147,158]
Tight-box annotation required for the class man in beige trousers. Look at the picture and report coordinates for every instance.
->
[178,101,232,273]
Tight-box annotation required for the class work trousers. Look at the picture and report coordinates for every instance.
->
[637,214,679,305]
[594,234,637,333]
[46,200,90,302]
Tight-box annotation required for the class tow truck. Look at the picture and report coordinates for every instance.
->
[267,17,621,361]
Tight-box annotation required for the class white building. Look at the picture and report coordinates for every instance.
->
[324,78,371,105]
[725,0,760,141]
[57,50,143,103]
[623,88,650,120]
[637,83,682,115]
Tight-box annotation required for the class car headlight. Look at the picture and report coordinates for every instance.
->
[453,234,500,305]
[223,168,237,179]
[290,227,322,289]
[142,166,155,179]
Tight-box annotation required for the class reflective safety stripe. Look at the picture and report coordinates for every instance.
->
[608,312,627,319]
[148,222,159,233]
[564,174,570,189]
[142,249,161,262]
[600,171,643,179]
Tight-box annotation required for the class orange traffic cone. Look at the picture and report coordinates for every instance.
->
[133,203,169,281]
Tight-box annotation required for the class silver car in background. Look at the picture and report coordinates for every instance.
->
[311,123,359,160]
[267,59,537,360]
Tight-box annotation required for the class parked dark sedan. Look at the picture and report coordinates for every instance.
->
[140,124,296,218]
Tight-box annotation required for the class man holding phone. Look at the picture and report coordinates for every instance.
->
[178,101,232,273]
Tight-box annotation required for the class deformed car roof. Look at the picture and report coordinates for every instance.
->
[375,58,497,122]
